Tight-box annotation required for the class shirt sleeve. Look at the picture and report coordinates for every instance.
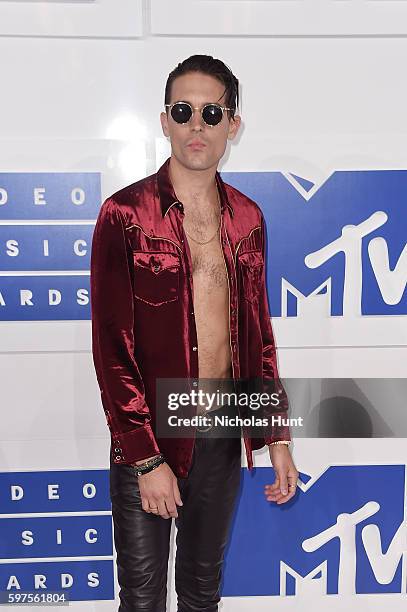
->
[90,197,161,465]
[258,213,292,445]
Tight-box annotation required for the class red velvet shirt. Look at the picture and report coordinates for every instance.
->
[90,157,291,478]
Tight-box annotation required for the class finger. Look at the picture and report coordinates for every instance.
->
[265,490,283,501]
[285,476,299,497]
[264,483,280,492]
[264,486,283,500]
[141,497,151,513]
[264,488,279,497]
[287,478,298,490]
[264,477,280,491]
[157,499,171,519]
[165,498,178,518]
[266,492,288,503]
[147,497,162,516]
[173,481,183,507]
[277,490,296,504]
[276,471,288,496]
[266,488,297,504]
[148,502,160,515]
[265,485,294,501]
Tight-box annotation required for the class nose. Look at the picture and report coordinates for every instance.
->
[190,107,204,131]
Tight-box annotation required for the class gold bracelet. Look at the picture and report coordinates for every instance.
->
[269,440,291,447]
[131,453,163,469]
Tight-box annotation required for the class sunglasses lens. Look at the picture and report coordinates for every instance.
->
[202,104,223,126]
[170,103,192,124]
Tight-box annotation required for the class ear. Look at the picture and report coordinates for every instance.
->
[227,113,241,140]
[160,111,170,137]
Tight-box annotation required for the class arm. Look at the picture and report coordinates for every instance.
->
[90,197,161,465]
[258,213,292,445]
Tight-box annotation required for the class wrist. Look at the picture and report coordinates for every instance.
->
[132,454,166,476]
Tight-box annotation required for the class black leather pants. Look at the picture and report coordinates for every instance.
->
[109,417,242,612]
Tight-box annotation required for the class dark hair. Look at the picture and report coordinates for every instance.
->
[164,54,239,120]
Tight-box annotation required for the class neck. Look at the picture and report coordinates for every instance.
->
[168,155,219,211]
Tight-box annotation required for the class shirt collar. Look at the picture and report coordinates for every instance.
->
[157,156,234,219]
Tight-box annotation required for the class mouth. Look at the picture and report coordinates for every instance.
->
[187,141,206,150]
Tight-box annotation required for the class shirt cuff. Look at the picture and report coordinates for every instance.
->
[110,422,161,465]
[264,424,292,446]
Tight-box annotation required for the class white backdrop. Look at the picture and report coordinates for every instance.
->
[0,1,406,610]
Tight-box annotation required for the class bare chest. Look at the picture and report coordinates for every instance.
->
[182,209,228,291]
[190,239,227,288]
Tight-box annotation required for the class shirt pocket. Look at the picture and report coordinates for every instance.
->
[133,251,180,306]
[238,250,264,303]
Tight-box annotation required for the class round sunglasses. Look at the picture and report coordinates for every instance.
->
[165,101,234,127]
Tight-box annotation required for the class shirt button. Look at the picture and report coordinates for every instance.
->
[192,346,198,351]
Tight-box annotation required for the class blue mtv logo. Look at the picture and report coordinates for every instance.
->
[223,170,407,317]
[222,464,405,596]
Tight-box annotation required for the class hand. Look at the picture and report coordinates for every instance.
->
[137,462,183,519]
[264,445,299,505]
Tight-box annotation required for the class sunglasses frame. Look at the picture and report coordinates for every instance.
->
[164,101,234,127]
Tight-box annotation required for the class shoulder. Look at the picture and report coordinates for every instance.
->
[98,171,157,223]
[107,172,156,209]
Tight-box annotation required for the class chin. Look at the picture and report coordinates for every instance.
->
[173,148,219,171]
[191,151,220,167]
[183,154,211,169]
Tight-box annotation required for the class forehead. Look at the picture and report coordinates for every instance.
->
[170,72,226,104]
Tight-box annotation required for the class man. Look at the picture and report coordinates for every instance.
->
[90,54,299,612]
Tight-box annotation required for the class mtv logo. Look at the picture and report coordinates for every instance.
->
[222,464,405,597]
[223,170,407,318]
